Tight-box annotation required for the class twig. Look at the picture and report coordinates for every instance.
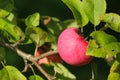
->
[35,50,58,60]
[0,42,57,80]
[99,24,109,31]
[33,61,55,80]
[12,36,25,47]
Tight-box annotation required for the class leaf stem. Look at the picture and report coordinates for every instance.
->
[99,24,109,31]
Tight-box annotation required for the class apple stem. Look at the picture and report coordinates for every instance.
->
[94,25,96,31]
[80,27,83,33]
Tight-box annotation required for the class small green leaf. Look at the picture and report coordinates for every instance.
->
[25,12,40,27]
[29,75,44,80]
[0,18,24,42]
[26,27,56,46]
[101,13,120,32]
[82,0,106,26]
[62,0,89,27]
[6,13,17,24]
[108,61,120,80]
[0,66,27,80]
[51,62,76,80]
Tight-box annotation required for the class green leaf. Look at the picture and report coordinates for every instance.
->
[87,40,120,58]
[41,16,66,37]
[87,31,120,58]
[29,75,44,80]
[82,0,106,26]
[0,18,24,42]
[87,40,106,58]
[6,13,17,24]
[0,47,5,61]
[0,0,14,17]
[108,73,120,80]
[90,31,117,46]
[0,0,14,12]
[0,66,27,80]
[26,27,56,46]
[101,13,120,32]
[25,12,40,27]
[108,61,120,80]
[51,62,76,80]
[62,0,89,27]
[0,9,9,18]
[63,19,79,28]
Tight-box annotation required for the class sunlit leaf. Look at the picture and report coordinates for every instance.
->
[82,0,106,26]
[0,9,9,18]
[29,75,43,80]
[0,66,27,80]
[108,61,120,80]
[0,18,24,42]
[86,31,120,58]
[62,0,89,27]
[25,12,40,27]
[6,13,17,24]
[87,40,106,58]
[101,13,120,32]
[90,31,117,46]
[51,62,76,80]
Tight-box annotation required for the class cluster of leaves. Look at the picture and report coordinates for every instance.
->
[0,0,120,80]
[0,0,77,80]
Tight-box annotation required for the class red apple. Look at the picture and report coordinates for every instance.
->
[58,28,92,66]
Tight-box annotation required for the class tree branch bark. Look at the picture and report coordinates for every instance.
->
[0,42,57,80]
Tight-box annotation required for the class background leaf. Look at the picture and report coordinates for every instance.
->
[62,0,89,27]
[41,16,66,37]
[0,47,5,61]
[0,66,27,80]
[51,62,76,80]
[82,0,106,26]
[29,75,44,80]
[0,0,14,17]
[101,13,120,32]
[63,19,79,28]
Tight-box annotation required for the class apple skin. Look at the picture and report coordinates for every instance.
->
[58,28,92,66]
